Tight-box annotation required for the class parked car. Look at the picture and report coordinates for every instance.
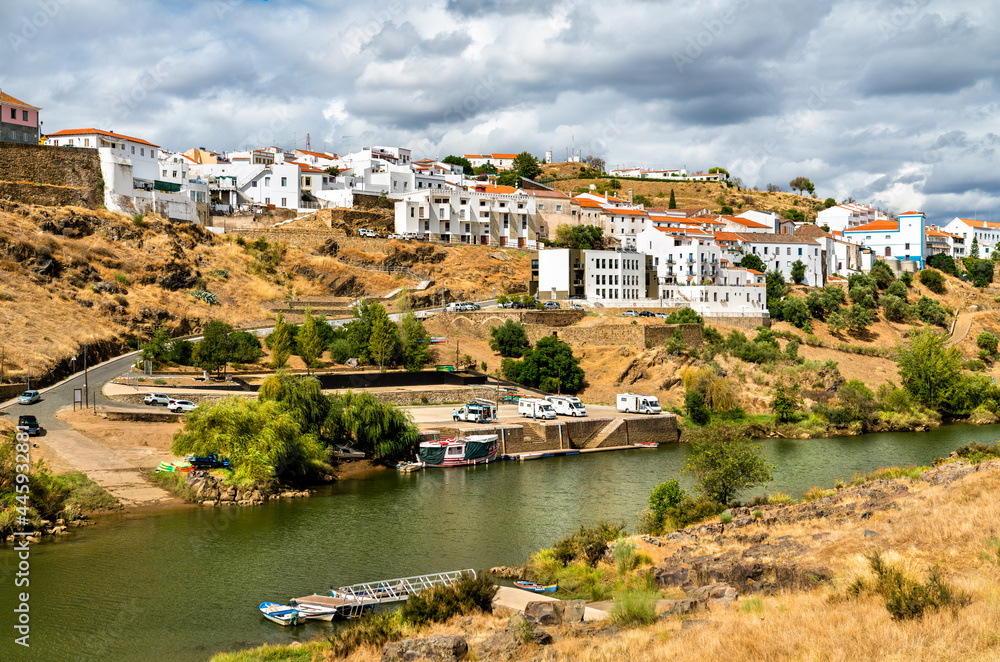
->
[569,303,584,310]
[16,415,40,436]
[167,399,197,413]
[143,393,170,406]
[357,228,378,238]
[639,311,655,317]
[622,310,639,317]
[185,453,230,469]
[17,390,40,405]
[387,233,402,240]
[543,301,561,310]
[655,312,670,319]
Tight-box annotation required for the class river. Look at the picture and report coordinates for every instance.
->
[2,423,998,661]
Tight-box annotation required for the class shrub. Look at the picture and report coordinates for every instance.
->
[741,596,764,613]
[919,269,946,294]
[489,319,531,358]
[925,252,957,275]
[685,389,711,425]
[977,332,999,356]
[132,213,145,226]
[399,572,497,627]
[782,297,811,329]
[613,538,639,572]
[881,294,911,322]
[719,511,733,524]
[886,280,907,299]
[114,272,129,285]
[963,257,995,288]
[663,308,704,325]
[751,509,763,519]
[550,521,626,567]
[803,486,836,502]
[328,611,407,658]
[664,497,725,528]
[954,441,1000,463]
[964,359,986,372]
[900,272,913,287]
[609,589,659,627]
[916,296,948,327]
[870,261,896,289]
[848,552,968,621]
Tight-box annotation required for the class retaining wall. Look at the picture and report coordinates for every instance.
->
[437,310,586,341]
[0,383,29,401]
[0,143,104,208]
[705,314,771,330]
[538,415,680,448]
[528,323,702,348]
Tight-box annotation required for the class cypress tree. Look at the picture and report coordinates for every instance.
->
[669,189,677,209]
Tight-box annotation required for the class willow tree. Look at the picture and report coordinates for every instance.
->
[258,372,329,439]
[325,391,419,459]
[171,397,326,484]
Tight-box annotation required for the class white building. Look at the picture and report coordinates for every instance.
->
[925,225,966,258]
[46,128,159,183]
[942,217,1000,258]
[719,215,771,234]
[842,212,926,268]
[464,153,518,170]
[194,161,302,210]
[816,203,884,233]
[734,234,827,287]
[394,188,537,247]
[536,247,652,301]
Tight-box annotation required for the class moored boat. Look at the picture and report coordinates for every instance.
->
[259,602,303,626]
[634,441,659,448]
[396,460,426,472]
[418,434,499,468]
[514,580,558,593]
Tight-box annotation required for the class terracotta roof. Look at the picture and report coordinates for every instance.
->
[899,211,923,216]
[740,234,821,244]
[926,227,961,239]
[46,128,160,148]
[713,231,746,243]
[491,153,518,159]
[573,198,604,209]
[956,218,1000,230]
[0,89,40,110]
[746,269,765,275]
[295,149,337,159]
[473,184,517,194]
[844,219,899,233]
[795,224,831,238]
[722,215,770,228]
[607,209,649,217]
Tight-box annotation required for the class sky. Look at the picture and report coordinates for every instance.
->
[2,0,998,221]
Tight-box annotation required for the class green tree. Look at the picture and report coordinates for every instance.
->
[685,389,711,425]
[919,269,946,295]
[668,189,676,209]
[663,308,704,325]
[473,163,498,175]
[828,311,847,335]
[845,302,875,334]
[489,319,531,357]
[896,328,963,409]
[881,294,911,322]
[345,299,381,363]
[399,312,432,372]
[496,171,520,187]
[823,197,836,208]
[708,166,730,178]
[324,166,340,176]
[925,253,957,275]
[368,304,400,373]
[443,155,473,175]
[683,426,773,505]
[970,236,980,259]
[325,391,419,460]
[963,257,995,288]
[268,313,292,369]
[782,297,811,329]
[230,331,264,364]
[140,324,171,368]
[870,261,896,289]
[503,336,584,393]
[770,384,798,423]
[916,296,948,327]
[258,372,330,439]
[790,260,807,285]
[766,269,787,319]
[171,397,325,484]
[297,307,324,374]
[555,224,604,250]
[195,319,235,377]
[513,151,541,179]
[608,178,622,191]
[737,254,765,273]
[788,176,815,196]
[166,339,195,365]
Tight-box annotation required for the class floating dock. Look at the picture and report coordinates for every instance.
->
[289,569,475,619]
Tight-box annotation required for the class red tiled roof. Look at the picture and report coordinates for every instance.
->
[0,89,40,110]
[746,269,765,275]
[46,128,160,148]
[722,215,770,228]
[844,219,899,233]
[573,198,604,209]
[491,153,517,159]
[956,218,1000,230]
[713,231,746,243]
[899,211,923,216]
[607,209,649,217]
[473,184,517,194]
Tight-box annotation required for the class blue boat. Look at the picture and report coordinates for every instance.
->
[259,602,302,626]
[514,581,558,594]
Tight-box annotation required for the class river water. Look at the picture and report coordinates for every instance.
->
[2,423,998,661]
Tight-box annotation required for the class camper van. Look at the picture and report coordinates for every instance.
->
[454,403,495,423]
[517,398,556,420]
[545,395,587,417]
[616,393,662,415]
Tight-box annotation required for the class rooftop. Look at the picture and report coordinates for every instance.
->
[0,89,40,110]
[844,219,899,233]
[47,128,160,148]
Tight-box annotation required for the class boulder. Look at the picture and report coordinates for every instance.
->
[657,599,701,617]
[692,583,738,610]
[156,263,198,291]
[381,634,468,661]
[559,599,587,623]
[653,565,691,589]
[525,600,561,626]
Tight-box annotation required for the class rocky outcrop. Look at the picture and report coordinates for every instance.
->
[382,634,468,661]
[156,262,200,291]
[182,471,309,507]
[478,614,552,660]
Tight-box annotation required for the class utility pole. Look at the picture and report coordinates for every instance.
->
[83,343,89,408]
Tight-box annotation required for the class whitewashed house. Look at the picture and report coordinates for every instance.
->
[394,188,537,247]
[942,217,1000,258]
[816,203,884,233]
[842,212,926,268]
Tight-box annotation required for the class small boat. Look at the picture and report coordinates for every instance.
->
[418,434,499,468]
[633,441,659,448]
[259,602,303,626]
[396,461,426,472]
[517,452,545,461]
[514,581,558,594]
[155,460,193,473]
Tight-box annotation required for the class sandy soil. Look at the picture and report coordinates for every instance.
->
[58,408,181,469]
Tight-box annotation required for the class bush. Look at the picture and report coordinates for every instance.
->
[954,441,1000,463]
[925,252,957,275]
[663,308,704,325]
[803,486,836,502]
[489,319,531,358]
[609,589,659,627]
[916,296,948,327]
[964,359,986,372]
[329,338,354,364]
[919,269,946,294]
[718,511,734,524]
[963,257,995,288]
[900,272,913,287]
[881,294,911,322]
[328,611,407,658]
[664,497,725,528]
[977,332,999,356]
[848,552,968,621]
[685,389,711,425]
[886,280,907,299]
[771,384,799,422]
[399,572,497,627]
[870,261,896,289]
[550,521,626,567]
[782,297,811,329]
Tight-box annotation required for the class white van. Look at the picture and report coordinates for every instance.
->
[518,398,556,420]
[358,228,378,238]
[546,395,587,417]
[616,393,662,415]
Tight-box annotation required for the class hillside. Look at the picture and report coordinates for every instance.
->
[0,202,531,386]
[541,161,826,221]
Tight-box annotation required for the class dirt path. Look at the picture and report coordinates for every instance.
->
[948,309,975,346]
[40,419,183,509]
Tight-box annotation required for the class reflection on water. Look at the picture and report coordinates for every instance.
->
[2,423,996,661]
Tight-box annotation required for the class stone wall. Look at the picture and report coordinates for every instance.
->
[359,387,477,406]
[705,314,771,330]
[539,417,610,448]
[539,415,680,448]
[0,383,29,401]
[529,323,702,349]
[437,310,585,341]
[0,144,104,208]
[229,227,342,251]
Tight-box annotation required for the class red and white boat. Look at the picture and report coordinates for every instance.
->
[418,434,499,467]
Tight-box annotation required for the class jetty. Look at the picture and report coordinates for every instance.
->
[290,569,474,619]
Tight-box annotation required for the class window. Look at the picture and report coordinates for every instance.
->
[131,146,135,154]
[538,204,544,210]
[281,197,286,207]
[281,177,287,186]
[787,247,792,255]
[798,247,802,255]
[162,170,167,177]
[251,181,257,187]
[410,208,415,218]
[304,177,311,186]
[172,171,177,178]
[22,110,28,121]
[556,204,562,212]
[140,148,144,156]
[8,108,14,119]
[265,177,271,186]
[905,242,910,250]
[84,139,90,147]
[764,247,768,254]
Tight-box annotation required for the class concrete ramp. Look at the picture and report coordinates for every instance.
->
[583,418,627,449]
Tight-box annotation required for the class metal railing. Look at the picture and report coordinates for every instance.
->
[332,569,475,618]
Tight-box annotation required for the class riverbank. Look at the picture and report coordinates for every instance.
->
[211,450,1000,662]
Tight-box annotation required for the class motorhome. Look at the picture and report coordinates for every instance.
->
[453,402,496,423]
[616,393,662,414]
[545,395,587,417]
[517,398,556,420]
